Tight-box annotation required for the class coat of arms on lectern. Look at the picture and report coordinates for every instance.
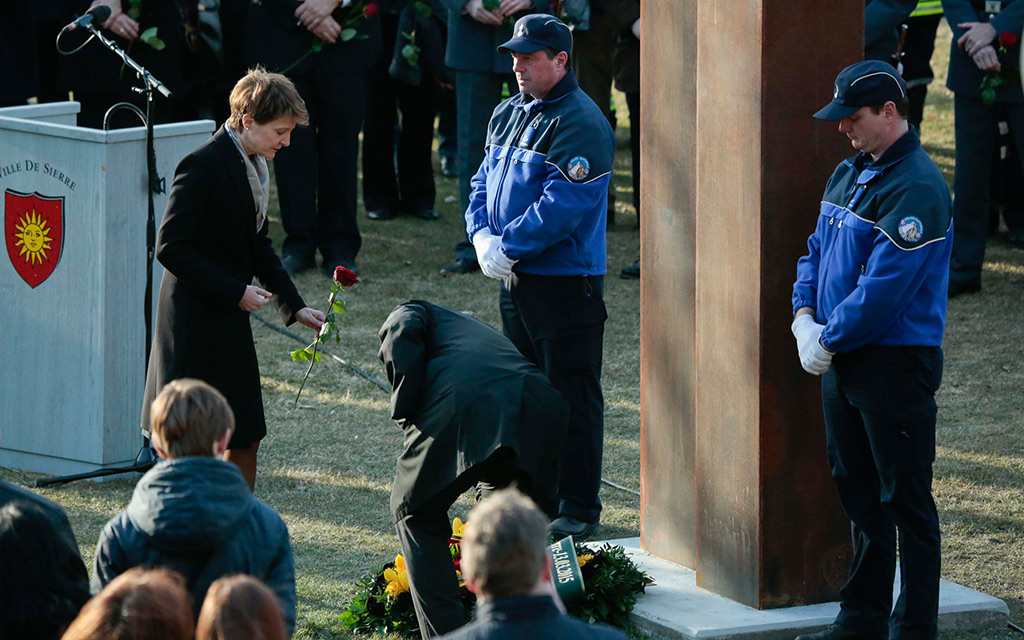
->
[5,189,64,288]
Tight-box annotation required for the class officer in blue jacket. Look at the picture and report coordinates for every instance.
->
[792,61,952,640]
[466,14,615,541]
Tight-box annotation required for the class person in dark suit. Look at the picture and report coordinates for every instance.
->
[437,0,553,276]
[438,490,626,640]
[245,0,384,275]
[362,0,447,222]
[942,0,1024,296]
[378,300,569,638]
[141,68,325,491]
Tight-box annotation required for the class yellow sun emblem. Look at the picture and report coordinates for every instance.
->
[13,209,53,265]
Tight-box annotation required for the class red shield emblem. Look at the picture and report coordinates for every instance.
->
[5,189,65,288]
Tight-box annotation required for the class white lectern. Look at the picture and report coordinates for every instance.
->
[0,102,214,476]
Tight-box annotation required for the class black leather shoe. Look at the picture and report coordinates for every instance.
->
[439,258,479,276]
[794,624,886,640]
[947,279,981,298]
[367,208,395,221]
[281,253,314,276]
[548,516,599,542]
[412,208,440,221]
[440,155,457,178]
[620,258,640,280]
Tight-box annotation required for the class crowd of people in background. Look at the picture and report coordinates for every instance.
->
[0,0,643,280]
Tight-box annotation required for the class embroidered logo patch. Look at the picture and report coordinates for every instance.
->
[567,156,590,181]
[898,216,924,243]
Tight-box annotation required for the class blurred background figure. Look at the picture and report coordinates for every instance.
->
[900,0,943,129]
[0,500,90,640]
[245,0,385,276]
[61,568,194,640]
[196,575,289,640]
[362,0,449,222]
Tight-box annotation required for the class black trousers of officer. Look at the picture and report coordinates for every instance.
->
[823,346,942,640]
[274,52,369,267]
[362,13,437,214]
[950,94,1024,287]
[452,71,516,264]
[499,273,605,524]
[395,449,531,639]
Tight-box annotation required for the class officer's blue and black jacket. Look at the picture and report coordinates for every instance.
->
[792,127,952,353]
[465,69,616,276]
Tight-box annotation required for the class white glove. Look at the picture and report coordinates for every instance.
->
[791,314,833,375]
[473,230,515,279]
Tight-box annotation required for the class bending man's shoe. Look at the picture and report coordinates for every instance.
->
[439,258,479,276]
[794,624,886,640]
[548,516,599,542]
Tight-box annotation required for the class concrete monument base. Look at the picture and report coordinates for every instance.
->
[600,538,1009,640]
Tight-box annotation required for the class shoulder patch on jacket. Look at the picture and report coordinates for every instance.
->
[874,180,951,250]
[545,93,615,184]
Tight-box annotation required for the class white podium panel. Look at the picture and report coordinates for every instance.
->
[0,102,215,476]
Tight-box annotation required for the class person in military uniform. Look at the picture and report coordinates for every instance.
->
[942,0,1024,295]
[465,14,615,541]
[791,61,951,640]
[437,0,553,276]
[865,0,918,63]
[900,1,944,129]
[378,300,569,639]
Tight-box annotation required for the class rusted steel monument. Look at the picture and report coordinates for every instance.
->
[639,1,863,608]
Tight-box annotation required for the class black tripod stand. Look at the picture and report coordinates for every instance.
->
[37,18,174,488]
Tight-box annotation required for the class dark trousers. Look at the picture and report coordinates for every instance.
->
[822,346,942,640]
[950,94,1024,285]
[437,93,457,159]
[499,273,606,523]
[274,57,369,264]
[902,14,941,131]
[395,449,530,639]
[573,12,619,221]
[452,70,516,263]
[362,13,437,213]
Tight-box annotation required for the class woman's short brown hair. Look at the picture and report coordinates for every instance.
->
[227,66,309,129]
[195,575,287,640]
[150,378,235,459]
[60,568,193,640]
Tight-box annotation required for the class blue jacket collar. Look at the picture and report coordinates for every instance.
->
[513,69,579,114]
[474,594,562,623]
[851,125,920,179]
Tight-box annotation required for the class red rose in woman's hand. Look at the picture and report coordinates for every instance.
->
[1000,32,1018,48]
[334,265,359,286]
[364,2,379,18]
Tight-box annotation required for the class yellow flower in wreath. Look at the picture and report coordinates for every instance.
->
[383,554,410,597]
[578,553,595,567]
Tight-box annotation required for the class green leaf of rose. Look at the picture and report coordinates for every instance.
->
[312,39,324,53]
[414,1,432,16]
[333,299,347,315]
[340,28,358,41]
[139,27,166,51]
[291,348,310,361]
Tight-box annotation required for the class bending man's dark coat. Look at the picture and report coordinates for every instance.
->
[141,127,306,448]
[378,301,570,520]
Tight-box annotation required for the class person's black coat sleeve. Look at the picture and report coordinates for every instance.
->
[252,219,305,326]
[156,153,249,307]
[377,302,429,424]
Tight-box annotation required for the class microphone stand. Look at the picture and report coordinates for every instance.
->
[37,24,173,488]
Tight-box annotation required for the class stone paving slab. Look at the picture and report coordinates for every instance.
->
[597,537,1009,640]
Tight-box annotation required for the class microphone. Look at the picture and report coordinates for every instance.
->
[64,5,112,32]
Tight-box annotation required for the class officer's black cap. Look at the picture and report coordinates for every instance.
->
[814,60,907,121]
[498,14,573,56]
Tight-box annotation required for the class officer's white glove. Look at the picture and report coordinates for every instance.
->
[473,230,515,279]
[791,314,833,375]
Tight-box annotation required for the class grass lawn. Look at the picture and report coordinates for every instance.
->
[4,20,1023,640]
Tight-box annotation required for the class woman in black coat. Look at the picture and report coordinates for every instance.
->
[142,68,324,490]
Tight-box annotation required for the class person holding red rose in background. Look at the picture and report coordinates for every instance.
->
[941,0,1024,296]
[141,69,325,492]
[244,0,389,277]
